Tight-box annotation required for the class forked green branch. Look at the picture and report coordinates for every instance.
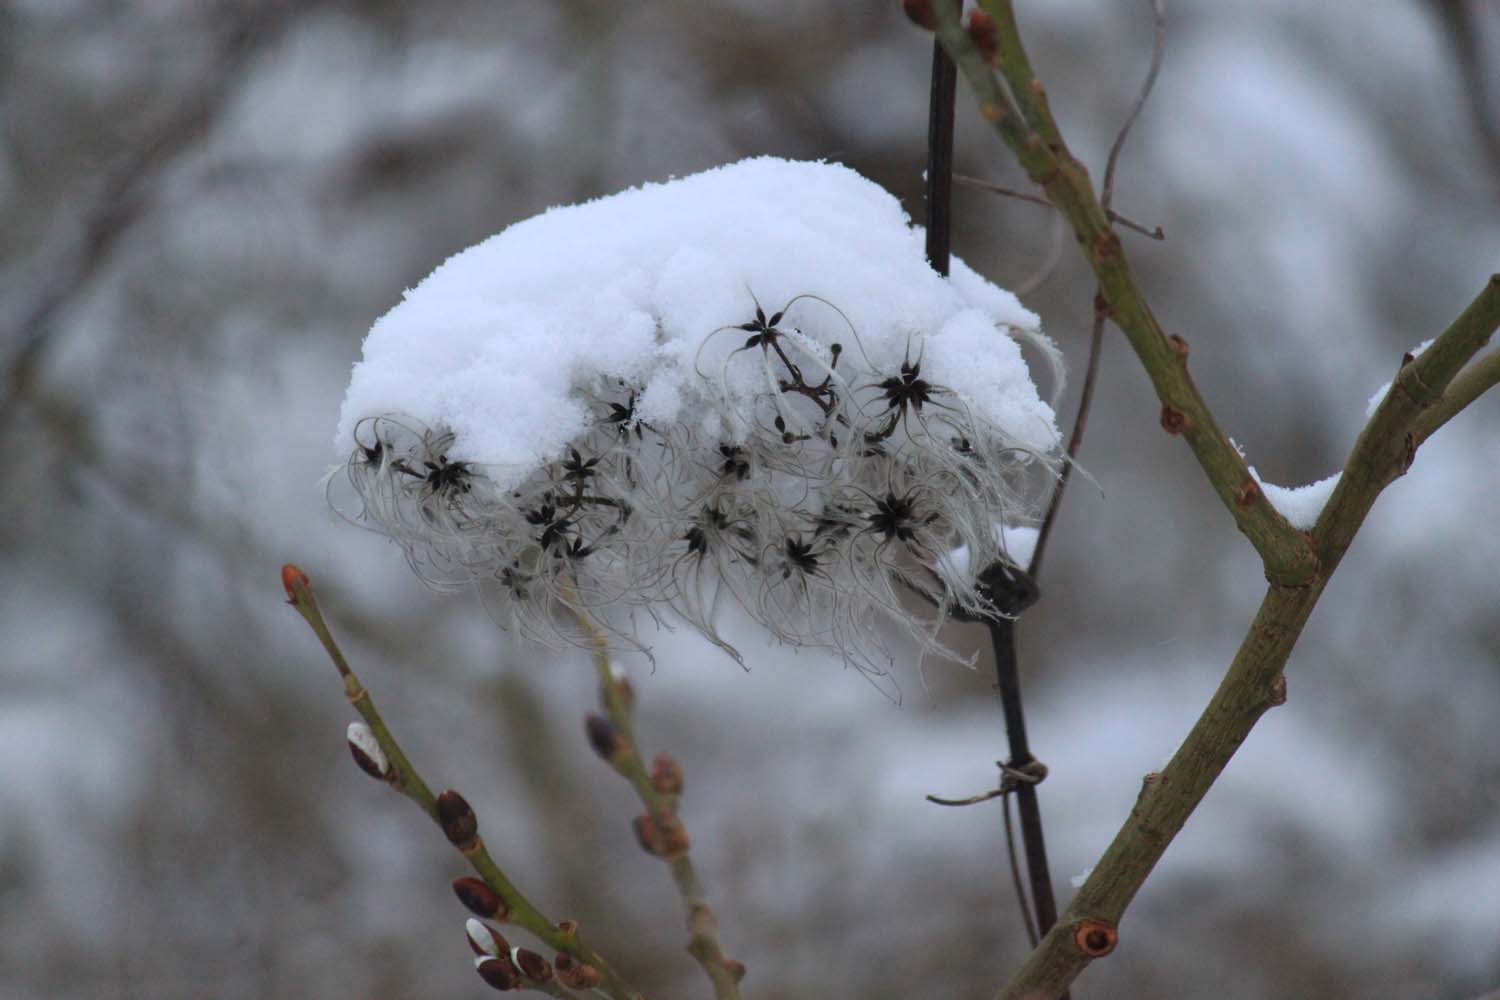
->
[920,4,1500,998]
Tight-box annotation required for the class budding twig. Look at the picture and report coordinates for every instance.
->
[282,565,644,1000]
[566,591,744,1000]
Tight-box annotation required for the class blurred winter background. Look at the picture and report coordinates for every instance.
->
[3,1,1498,998]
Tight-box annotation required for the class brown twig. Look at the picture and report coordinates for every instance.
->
[1028,0,1166,580]
[935,0,1321,587]
[571,601,744,1000]
[281,566,645,1000]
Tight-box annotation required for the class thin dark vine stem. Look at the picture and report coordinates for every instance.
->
[922,12,1064,959]
[1027,0,1166,582]
[1002,792,1040,948]
[925,31,957,276]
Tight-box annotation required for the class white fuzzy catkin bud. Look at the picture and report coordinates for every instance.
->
[466,918,501,957]
[345,722,389,779]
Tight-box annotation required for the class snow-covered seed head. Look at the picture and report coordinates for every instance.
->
[466,918,509,957]
[332,160,1063,680]
[437,789,479,850]
[474,954,521,991]
[345,722,390,780]
[453,877,506,920]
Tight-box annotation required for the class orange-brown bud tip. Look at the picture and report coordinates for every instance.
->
[281,563,310,602]
[901,0,937,30]
[1235,476,1262,507]
[1159,405,1191,435]
[650,752,685,796]
[722,957,747,982]
[555,919,580,938]
[453,877,506,919]
[965,9,999,63]
[1074,918,1118,957]
[633,813,691,860]
[438,789,479,849]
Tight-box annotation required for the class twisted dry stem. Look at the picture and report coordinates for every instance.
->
[281,565,646,1000]
[571,599,745,1000]
[925,3,1500,998]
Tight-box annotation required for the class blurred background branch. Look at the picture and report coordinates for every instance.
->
[3,3,1498,999]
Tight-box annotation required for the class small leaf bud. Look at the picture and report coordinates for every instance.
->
[346,722,391,780]
[901,0,936,31]
[633,813,691,860]
[513,947,553,983]
[650,751,685,796]
[280,563,310,602]
[1073,918,1118,957]
[966,9,999,64]
[553,953,601,990]
[466,918,509,957]
[474,954,521,991]
[437,789,479,850]
[453,876,507,919]
[585,714,629,766]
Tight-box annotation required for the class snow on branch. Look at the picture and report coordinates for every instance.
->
[332,158,1062,672]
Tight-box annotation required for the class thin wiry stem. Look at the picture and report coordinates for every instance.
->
[924,11,1062,961]
[282,566,645,1000]
[1029,0,1166,581]
[568,594,744,1000]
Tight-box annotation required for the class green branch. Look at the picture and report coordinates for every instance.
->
[917,5,1500,998]
[932,0,1319,586]
[282,565,645,1000]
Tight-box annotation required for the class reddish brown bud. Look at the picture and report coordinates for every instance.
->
[1267,674,1288,707]
[1235,476,1262,507]
[466,918,510,957]
[555,918,580,938]
[346,722,391,780]
[281,563,310,602]
[965,9,999,64]
[722,957,747,982]
[633,813,691,860]
[453,877,506,919]
[1159,405,1190,435]
[1074,918,1118,957]
[475,954,522,990]
[585,714,629,765]
[650,752,685,796]
[514,947,553,983]
[553,953,601,990]
[901,0,936,30]
[437,789,479,850]
[1167,333,1190,359]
